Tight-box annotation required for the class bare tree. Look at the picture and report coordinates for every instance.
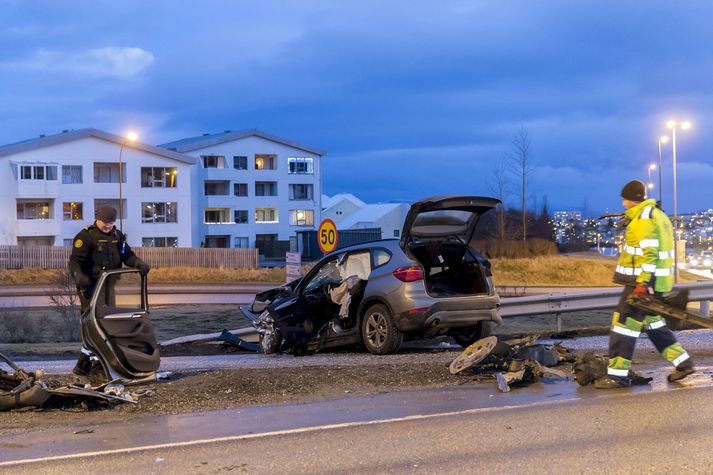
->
[489,162,508,241]
[507,126,535,240]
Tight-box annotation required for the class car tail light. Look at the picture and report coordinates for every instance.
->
[393,266,423,282]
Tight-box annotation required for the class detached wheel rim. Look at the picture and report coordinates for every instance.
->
[365,311,388,348]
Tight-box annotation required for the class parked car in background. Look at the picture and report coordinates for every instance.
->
[687,250,713,270]
[241,195,503,355]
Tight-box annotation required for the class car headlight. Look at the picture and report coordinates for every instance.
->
[691,258,698,265]
[705,259,712,267]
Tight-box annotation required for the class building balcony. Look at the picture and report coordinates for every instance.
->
[16,219,61,236]
[15,180,60,199]
[204,195,235,208]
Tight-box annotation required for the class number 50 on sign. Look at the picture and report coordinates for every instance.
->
[318,219,338,254]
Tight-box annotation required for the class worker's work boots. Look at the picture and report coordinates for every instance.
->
[668,362,695,382]
[595,375,632,389]
[73,353,107,385]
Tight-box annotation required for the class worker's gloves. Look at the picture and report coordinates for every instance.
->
[136,261,150,276]
[634,283,653,298]
[74,272,91,288]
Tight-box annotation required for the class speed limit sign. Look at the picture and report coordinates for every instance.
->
[317,219,338,254]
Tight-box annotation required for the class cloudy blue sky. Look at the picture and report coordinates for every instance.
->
[2,0,712,215]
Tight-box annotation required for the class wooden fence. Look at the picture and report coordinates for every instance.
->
[0,246,259,269]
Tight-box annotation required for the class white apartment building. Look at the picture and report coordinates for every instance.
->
[160,129,324,249]
[0,128,197,247]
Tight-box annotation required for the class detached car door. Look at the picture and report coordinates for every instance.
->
[81,268,160,379]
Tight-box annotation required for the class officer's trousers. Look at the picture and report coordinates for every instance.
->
[607,286,691,377]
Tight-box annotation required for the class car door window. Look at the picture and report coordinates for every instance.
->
[338,251,371,280]
[303,258,342,295]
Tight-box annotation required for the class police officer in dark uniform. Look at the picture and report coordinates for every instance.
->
[68,205,150,378]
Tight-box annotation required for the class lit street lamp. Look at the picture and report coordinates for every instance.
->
[657,135,668,206]
[118,131,138,231]
[666,120,692,283]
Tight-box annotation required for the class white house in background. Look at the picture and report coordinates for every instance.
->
[321,193,366,225]
[337,202,410,239]
[160,129,324,249]
[0,128,197,247]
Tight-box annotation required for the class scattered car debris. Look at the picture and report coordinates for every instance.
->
[1,351,140,411]
[449,335,575,392]
[573,352,652,387]
[217,329,260,352]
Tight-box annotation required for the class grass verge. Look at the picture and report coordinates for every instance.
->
[0,257,703,287]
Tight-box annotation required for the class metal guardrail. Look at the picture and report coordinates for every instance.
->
[499,281,713,331]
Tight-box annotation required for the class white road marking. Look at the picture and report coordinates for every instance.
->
[0,397,581,467]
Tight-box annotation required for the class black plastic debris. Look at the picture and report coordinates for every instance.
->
[217,330,260,353]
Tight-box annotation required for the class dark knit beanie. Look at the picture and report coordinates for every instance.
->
[621,180,646,202]
[95,205,118,223]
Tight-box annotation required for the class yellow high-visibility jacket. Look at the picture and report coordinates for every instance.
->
[613,199,675,292]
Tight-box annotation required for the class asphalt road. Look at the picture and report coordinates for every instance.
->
[2,369,713,473]
[5,331,713,472]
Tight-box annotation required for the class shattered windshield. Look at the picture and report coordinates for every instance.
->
[303,259,342,294]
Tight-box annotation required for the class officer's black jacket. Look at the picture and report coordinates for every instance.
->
[68,223,140,282]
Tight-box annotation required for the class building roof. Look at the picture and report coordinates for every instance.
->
[0,128,197,164]
[159,128,326,156]
[338,203,409,229]
[322,193,367,211]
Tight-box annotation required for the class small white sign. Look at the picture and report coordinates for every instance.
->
[286,252,302,283]
[286,252,301,264]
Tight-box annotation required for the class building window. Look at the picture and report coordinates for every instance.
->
[19,164,57,181]
[20,166,32,180]
[201,155,225,169]
[16,200,51,220]
[254,154,276,170]
[63,239,73,247]
[234,236,249,248]
[289,209,314,226]
[142,202,178,223]
[234,183,248,197]
[63,202,83,220]
[204,181,230,196]
[142,237,178,247]
[255,181,277,197]
[62,165,82,184]
[393,230,400,237]
[94,163,125,183]
[233,156,248,170]
[234,210,248,224]
[289,184,314,200]
[204,208,231,224]
[94,199,126,220]
[141,167,177,188]
[255,208,278,223]
[288,157,314,174]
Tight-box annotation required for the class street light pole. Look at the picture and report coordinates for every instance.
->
[657,136,668,206]
[647,164,656,193]
[666,120,691,284]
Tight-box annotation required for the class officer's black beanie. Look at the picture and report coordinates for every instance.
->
[95,205,118,223]
[621,180,646,202]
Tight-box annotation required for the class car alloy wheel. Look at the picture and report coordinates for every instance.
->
[365,311,389,349]
[361,303,402,355]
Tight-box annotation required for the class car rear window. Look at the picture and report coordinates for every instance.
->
[373,249,392,268]
[411,210,475,237]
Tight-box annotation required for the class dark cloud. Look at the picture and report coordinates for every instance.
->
[1,0,712,214]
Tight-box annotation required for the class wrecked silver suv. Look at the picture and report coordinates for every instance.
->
[241,195,503,355]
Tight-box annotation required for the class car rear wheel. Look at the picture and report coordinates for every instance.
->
[361,304,403,355]
[452,321,491,348]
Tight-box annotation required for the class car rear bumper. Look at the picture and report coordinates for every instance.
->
[392,300,501,333]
